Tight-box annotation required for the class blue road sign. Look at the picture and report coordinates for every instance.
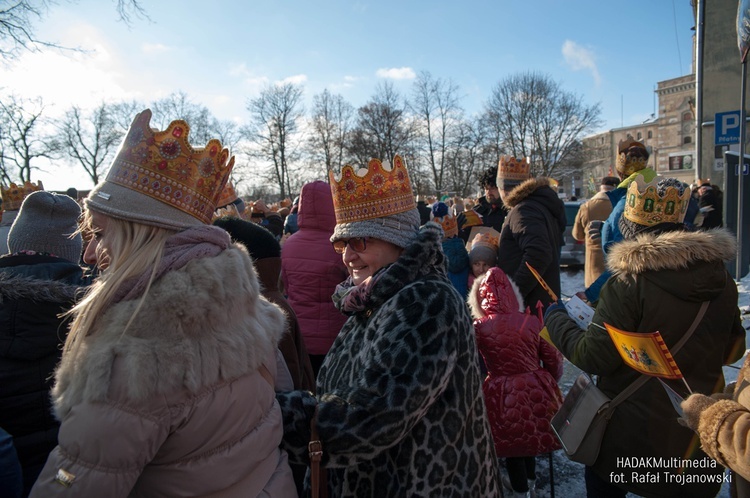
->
[715,111,741,145]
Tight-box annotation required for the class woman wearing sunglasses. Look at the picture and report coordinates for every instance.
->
[276,156,499,497]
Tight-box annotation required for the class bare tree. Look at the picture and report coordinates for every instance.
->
[308,89,354,176]
[0,94,59,184]
[56,103,125,185]
[149,91,215,145]
[483,71,602,177]
[348,81,414,167]
[409,71,463,195]
[445,116,493,197]
[0,0,148,60]
[243,82,304,199]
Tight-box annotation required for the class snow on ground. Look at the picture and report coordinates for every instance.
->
[533,269,750,498]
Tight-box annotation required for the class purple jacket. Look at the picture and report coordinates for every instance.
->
[281,181,348,356]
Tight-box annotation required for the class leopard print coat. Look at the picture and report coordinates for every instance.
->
[277,222,499,497]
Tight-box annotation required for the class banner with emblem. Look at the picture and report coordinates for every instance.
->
[604,323,683,379]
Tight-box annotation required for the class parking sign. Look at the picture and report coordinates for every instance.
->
[715,111,741,145]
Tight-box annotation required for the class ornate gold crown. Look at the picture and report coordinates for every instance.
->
[216,181,238,209]
[434,215,458,238]
[471,232,499,251]
[106,109,235,224]
[623,176,690,227]
[616,138,649,176]
[329,155,416,224]
[498,156,530,182]
[1,181,44,211]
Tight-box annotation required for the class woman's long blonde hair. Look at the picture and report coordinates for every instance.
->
[64,208,177,355]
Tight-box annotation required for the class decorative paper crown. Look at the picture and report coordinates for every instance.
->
[1,181,44,211]
[616,138,649,176]
[106,109,235,224]
[216,181,239,209]
[471,232,499,251]
[623,176,690,227]
[497,156,530,182]
[431,202,458,238]
[329,155,416,224]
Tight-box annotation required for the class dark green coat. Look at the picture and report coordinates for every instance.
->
[547,228,745,498]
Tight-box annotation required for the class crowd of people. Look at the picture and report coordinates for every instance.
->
[0,110,746,498]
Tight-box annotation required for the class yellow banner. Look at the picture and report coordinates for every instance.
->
[604,323,683,379]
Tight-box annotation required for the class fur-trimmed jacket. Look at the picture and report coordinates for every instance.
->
[469,268,563,458]
[276,223,499,497]
[546,228,746,498]
[30,245,296,497]
[497,177,566,312]
[0,254,89,495]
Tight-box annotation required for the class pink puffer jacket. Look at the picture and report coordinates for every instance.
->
[469,267,563,458]
[281,181,348,356]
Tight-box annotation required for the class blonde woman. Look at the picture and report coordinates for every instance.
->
[30,110,295,497]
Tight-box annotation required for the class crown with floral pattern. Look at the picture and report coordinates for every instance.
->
[216,181,239,209]
[623,175,690,227]
[497,155,530,182]
[329,155,416,224]
[431,201,458,238]
[1,181,44,211]
[105,109,234,224]
[471,231,499,251]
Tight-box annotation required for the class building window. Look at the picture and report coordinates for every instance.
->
[637,132,642,140]
[648,131,653,139]
[684,136,692,144]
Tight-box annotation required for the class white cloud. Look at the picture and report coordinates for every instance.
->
[562,40,601,86]
[375,67,416,80]
[141,42,171,54]
[278,74,308,85]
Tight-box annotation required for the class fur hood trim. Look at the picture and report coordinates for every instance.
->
[503,177,555,208]
[467,268,525,319]
[606,228,736,276]
[52,244,285,418]
[0,273,81,303]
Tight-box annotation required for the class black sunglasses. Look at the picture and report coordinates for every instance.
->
[332,237,368,254]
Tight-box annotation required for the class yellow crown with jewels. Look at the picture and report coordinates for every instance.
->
[498,156,530,182]
[471,232,499,251]
[329,155,416,224]
[1,181,44,211]
[623,176,690,227]
[106,109,235,224]
[216,181,239,209]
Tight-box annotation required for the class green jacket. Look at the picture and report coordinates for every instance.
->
[547,228,745,498]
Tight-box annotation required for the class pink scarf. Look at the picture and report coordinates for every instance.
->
[112,225,231,304]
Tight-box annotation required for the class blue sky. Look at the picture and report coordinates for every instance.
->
[3,0,697,190]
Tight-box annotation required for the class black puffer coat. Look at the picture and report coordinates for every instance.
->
[0,253,88,495]
[497,177,566,312]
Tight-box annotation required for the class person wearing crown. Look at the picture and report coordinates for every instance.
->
[431,201,470,297]
[457,165,507,243]
[579,138,657,304]
[544,176,745,498]
[495,156,566,313]
[30,110,296,497]
[276,156,499,497]
[0,181,44,255]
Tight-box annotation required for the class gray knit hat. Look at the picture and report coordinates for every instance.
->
[330,208,421,248]
[85,109,234,231]
[8,191,83,263]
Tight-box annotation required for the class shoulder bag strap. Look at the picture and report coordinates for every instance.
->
[309,405,328,498]
[607,300,710,411]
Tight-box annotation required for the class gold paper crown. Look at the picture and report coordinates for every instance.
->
[434,215,458,238]
[1,181,44,211]
[616,138,649,176]
[623,176,690,227]
[498,156,530,182]
[329,155,416,224]
[471,232,499,251]
[106,109,235,224]
[216,182,239,209]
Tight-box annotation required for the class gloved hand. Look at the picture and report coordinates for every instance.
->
[544,300,566,322]
[588,220,604,241]
[679,393,718,431]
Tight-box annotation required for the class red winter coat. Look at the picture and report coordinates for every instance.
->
[469,267,563,457]
[281,181,349,356]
